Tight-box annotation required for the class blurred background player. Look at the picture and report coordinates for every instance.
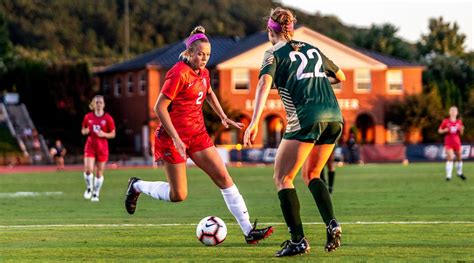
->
[438,106,466,181]
[124,26,273,244]
[49,139,66,171]
[81,95,116,202]
[320,149,336,194]
[244,7,345,257]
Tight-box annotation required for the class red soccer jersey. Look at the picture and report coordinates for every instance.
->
[159,61,211,139]
[82,112,115,149]
[439,118,463,146]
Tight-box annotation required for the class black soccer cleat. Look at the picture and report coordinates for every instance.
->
[245,220,274,244]
[325,219,342,252]
[275,237,310,257]
[125,177,141,215]
[457,174,467,180]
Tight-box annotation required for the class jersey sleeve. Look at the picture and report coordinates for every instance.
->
[320,50,339,77]
[106,114,116,132]
[161,67,185,100]
[439,119,447,130]
[259,48,277,79]
[82,114,89,128]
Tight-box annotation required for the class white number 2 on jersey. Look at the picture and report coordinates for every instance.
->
[289,48,326,80]
[196,91,204,105]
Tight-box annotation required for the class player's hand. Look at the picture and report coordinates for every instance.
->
[243,122,258,147]
[82,127,90,135]
[97,130,106,138]
[221,118,244,129]
[172,137,187,160]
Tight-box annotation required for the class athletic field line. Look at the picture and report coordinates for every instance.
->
[1,221,474,229]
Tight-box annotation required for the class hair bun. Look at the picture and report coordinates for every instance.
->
[191,26,206,35]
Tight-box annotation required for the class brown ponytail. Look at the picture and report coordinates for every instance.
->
[268,7,299,50]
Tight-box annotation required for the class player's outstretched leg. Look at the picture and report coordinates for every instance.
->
[245,220,274,244]
[325,219,342,252]
[125,177,141,214]
[275,237,310,257]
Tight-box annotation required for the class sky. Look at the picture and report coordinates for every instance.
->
[281,0,473,51]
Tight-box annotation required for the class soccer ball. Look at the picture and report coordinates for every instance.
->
[196,216,227,246]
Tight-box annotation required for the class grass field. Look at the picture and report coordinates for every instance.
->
[1,163,473,261]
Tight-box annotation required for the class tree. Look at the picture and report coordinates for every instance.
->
[0,11,12,77]
[354,23,415,60]
[385,89,445,143]
[417,17,466,57]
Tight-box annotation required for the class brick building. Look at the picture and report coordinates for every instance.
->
[97,26,423,153]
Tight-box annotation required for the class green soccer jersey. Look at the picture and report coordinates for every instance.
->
[259,40,343,133]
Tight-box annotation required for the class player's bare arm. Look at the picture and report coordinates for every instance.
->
[205,90,243,129]
[97,129,115,139]
[81,126,90,135]
[154,93,186,158]
[244,74,273,146]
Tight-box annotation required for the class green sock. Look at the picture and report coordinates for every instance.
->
[308,178,335,225]
[328,171,335,193]
[278,189,305,242]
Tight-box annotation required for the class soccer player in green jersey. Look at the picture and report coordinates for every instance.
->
[243,7,346,257]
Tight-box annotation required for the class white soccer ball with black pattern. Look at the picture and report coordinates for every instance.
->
[196,216,227,246]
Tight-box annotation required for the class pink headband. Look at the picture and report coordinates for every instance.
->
[185,33,208,49]
[267,18,294,33]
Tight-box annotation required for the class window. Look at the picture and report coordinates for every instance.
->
[355,69,371,92]
[387,70,403,93]
[232,68,249,91]
[386,122,404,143]
[127,74,134,96]
[114,77,122,97]
[139,72,147,95]
[102,78,110,95]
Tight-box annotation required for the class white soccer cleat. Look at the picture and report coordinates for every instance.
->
[91,193,99,202]
[83,188,92,199]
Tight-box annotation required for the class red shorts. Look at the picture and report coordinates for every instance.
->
[154,130,214,164]
[84,142,109,163]
[445,143,461,152]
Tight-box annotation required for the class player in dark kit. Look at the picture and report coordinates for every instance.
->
[125,26,273,244]
[50,139,67,171]
[438,106,466,181]
[81,95,116,202]
[244,7,346,257]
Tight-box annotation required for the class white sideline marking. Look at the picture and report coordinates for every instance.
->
[1,221,473,229]
[0,192,63,198]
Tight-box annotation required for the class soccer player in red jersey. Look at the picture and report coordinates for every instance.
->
[124,26,273,244]
[81,95,116,202]
[438,106,466,181]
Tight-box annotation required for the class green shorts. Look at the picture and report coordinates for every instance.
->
[283,122,343,144]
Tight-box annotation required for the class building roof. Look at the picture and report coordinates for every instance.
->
[354,48,423,67]
[98,27,421,74]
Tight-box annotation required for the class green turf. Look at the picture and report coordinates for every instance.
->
[0,163,473,261]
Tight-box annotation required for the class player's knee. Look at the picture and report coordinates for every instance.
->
[170,191,187,202]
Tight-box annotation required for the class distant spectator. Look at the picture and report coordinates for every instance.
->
[50,139,67,171]
[346,131,360,164]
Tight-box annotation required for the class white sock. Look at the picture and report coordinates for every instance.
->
[84,172,93,190]
[456,161,463,175]
[93,176,104,196]
[220,184,253,236]
[446,161,453,179]
[134,180,170,201]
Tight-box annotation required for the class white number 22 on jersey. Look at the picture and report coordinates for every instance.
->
[289,48,326,80]
[196,91,204,105]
